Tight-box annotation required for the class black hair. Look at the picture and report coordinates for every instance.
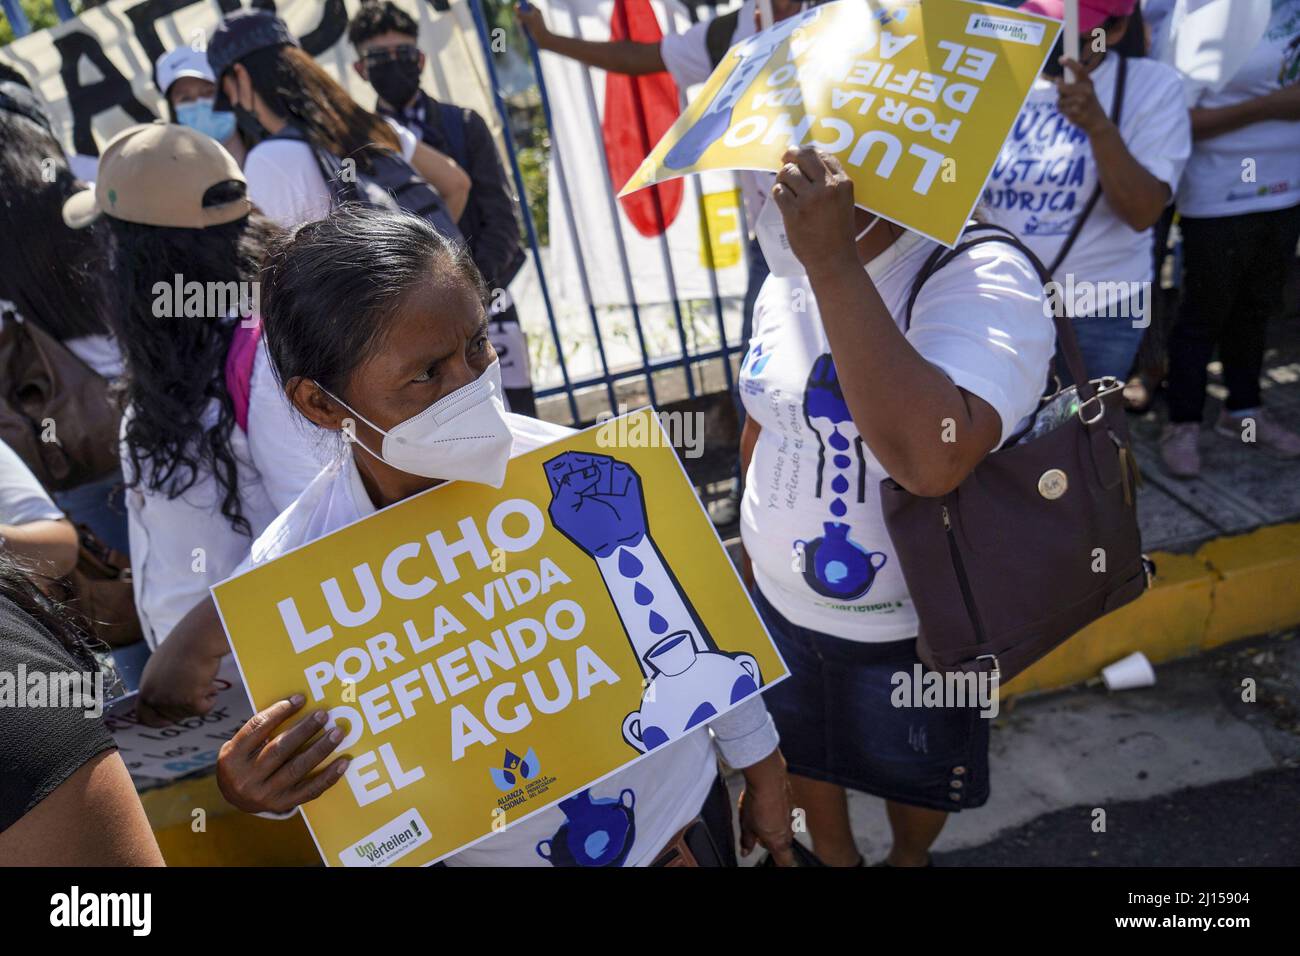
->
[105,204,281,537]
[0,112,111,341]
[238,43,400,170]
[0,61,30,88]
[0,552,98,672]
[348,1,419,49]
[259,204,484,399]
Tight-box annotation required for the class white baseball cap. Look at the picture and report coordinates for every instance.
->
[155,45,214,97]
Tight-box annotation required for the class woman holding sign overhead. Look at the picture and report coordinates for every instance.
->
[137,206,796,867]
[737,145,1054,866]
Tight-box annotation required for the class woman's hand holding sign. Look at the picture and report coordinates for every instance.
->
[770,146,860,280]
[217,695,350,815]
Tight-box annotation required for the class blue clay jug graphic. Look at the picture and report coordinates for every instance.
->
[622,631,761,753]
[798,521,886,600]
[664,103,735,169]
[536,788,637,867]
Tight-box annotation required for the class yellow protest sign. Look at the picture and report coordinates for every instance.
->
[620,0,1060,247]
[212,409,787,867]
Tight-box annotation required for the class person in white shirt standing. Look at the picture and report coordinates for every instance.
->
[62,122,332,648]
[985,0,1190,383]
[204,9,470,231]
[137,206,797,866]
[739,146,1054,866]
[1161,0,1300,477]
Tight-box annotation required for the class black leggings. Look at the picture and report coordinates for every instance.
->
[1165,204,1300,423]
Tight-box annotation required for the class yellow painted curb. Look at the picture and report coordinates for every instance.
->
[1005,521,1300,697]
[140,772,321,867]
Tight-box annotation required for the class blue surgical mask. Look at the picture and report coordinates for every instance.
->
[175,97,236,144]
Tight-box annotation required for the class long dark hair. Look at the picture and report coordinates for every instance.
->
[260,204,482,398]
[242,43,400,171]
[0,111,110,341]
[0,552,98,672]
[105,201,281,537]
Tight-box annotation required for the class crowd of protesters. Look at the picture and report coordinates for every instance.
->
[0,0,1297,867]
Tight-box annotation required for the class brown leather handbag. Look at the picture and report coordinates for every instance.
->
[49,524,143,648]
[879,224,1149,683]
[0,307,122,492]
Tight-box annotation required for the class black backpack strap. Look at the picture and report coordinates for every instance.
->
[268,123,355,209]
[705,10,741,70]
[1046,54,1128,275]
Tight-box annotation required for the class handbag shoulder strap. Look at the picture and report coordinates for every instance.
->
[1047,53,1128,275]
[904,223,1094,404]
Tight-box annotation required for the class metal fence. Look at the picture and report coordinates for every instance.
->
[2,0,749,426]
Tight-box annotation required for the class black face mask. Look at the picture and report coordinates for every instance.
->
[368,58,422,110]
[233,103,268,145]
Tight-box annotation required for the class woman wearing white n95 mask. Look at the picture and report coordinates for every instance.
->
[137,206,796,867]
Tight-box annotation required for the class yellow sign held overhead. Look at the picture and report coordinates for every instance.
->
[620,0,1061,247]
[212,409,787,867]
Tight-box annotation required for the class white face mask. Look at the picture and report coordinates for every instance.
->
[755,196,882,278]
[321,360,514,488]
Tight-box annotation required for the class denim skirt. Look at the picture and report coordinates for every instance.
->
[754,586,990,812]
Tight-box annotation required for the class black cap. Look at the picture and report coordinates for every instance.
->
[207,9,298,110]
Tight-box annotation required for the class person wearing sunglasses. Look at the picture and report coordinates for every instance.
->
[348,1,538,417]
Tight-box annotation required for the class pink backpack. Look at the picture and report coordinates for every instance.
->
[224,316,262,433]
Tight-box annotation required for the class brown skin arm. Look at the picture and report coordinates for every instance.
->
[772,147,1002,498]
[0,750,164,866]
[516,3,666,75]
[1056,54,1171,231]
[137,596,228,727]
[1191,83,1300,140]
[1,518,78,579]
[409,140,471,220]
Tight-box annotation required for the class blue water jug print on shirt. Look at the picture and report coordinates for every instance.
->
[799,353,886,600]
[536,789,637,867]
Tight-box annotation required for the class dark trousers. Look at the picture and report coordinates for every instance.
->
[1165,203,1300,423]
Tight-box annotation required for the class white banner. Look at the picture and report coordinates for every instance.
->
[534,0,750,308]
[0,0,498,167]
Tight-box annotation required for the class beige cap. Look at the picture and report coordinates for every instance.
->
[63,121,250,230]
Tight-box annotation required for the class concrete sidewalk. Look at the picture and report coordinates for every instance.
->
[729,630,1299,866]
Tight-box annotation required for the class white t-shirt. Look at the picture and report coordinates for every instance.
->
[660,0,772,225]
[982,56,1191,297]
[740,231,1054,642]
[244,118,419,228]
[1176,0,1300,218]
[65,334,125,380]
[0,440,64,527]
[126,339,332,647]
[242,413,778,866]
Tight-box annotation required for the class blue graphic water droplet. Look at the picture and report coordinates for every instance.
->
[825,560,849,584]
[834,454,851,468]
[633,582,654,605]
[730,675,758,704]
[830,498,848,517]
[685,702,718,729]
[831,474,850,494]
[617,548,643,577]
[648,611,669,634]
[829,429,850,451]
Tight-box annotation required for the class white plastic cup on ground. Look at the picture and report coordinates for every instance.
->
[1101,651,1156,691]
